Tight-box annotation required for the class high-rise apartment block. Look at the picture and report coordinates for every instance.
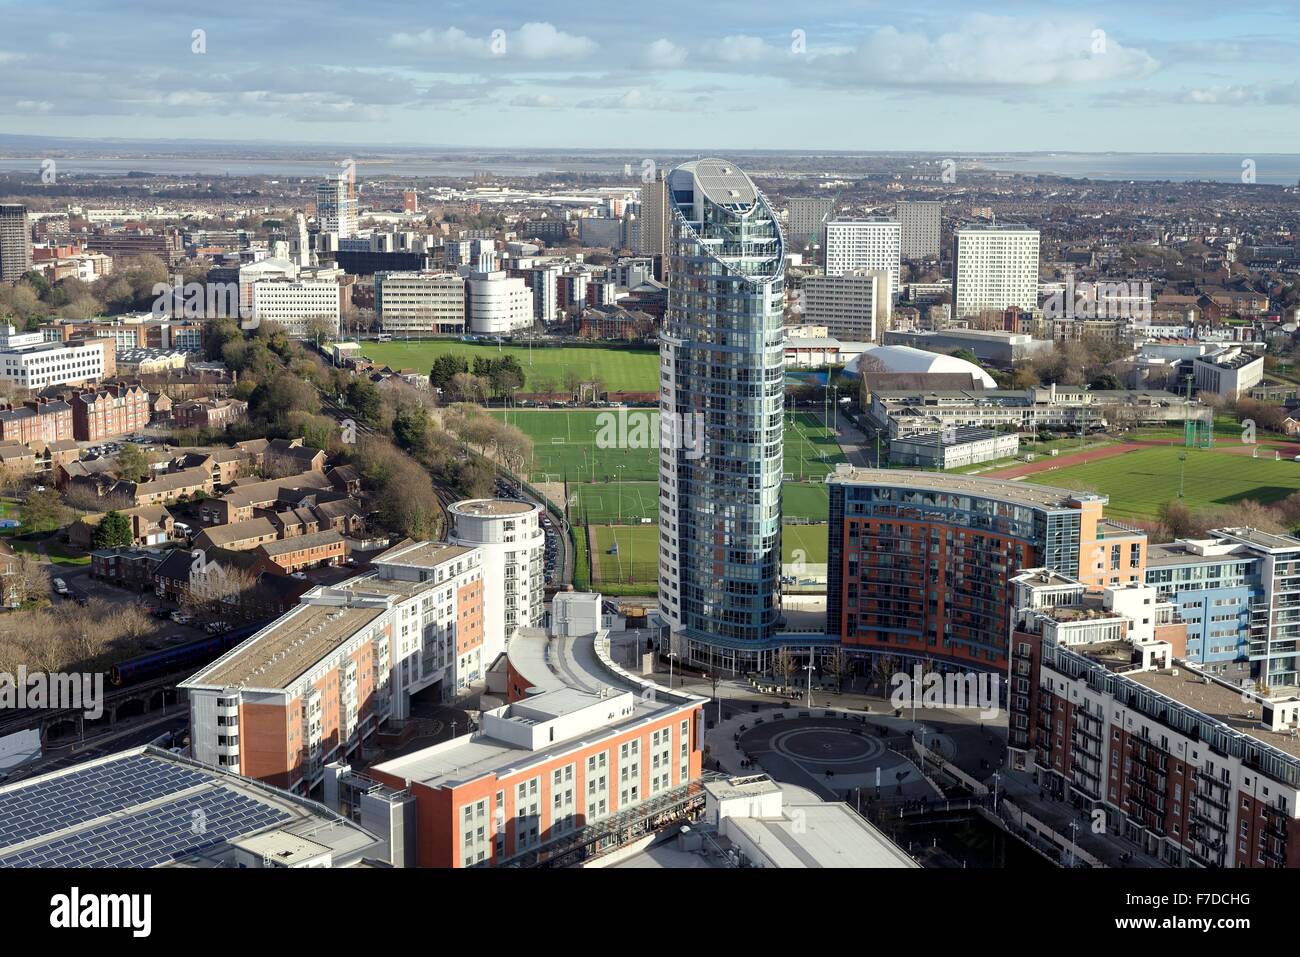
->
[898,201,942,260]
[801,269,892,341]
[823,220,901,302]
[317,173,359,239]
[0,204,32,284]
[952,224,1040,318]
[659,158,785,670]
[787,196,834,246]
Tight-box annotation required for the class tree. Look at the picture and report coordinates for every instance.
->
[773,649,798,691]
[21,488,69,534]
[114,443,151,483]
[92,511,133,549]
[823,649,850,693]
[346,377,385,426]
[430,354,469,391]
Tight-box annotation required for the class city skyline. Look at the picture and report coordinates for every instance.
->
[1,1,1299,151]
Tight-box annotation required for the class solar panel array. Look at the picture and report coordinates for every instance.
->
[0,789,292,868]
[0,754,210,851]
[0,753,292,868]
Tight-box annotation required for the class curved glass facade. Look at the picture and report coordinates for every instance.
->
[658,158,786,663]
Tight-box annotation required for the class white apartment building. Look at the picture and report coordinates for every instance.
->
[250,278,342,339]
[898,201,942,260]
[823,220,901,302]
[317,173,358,239]
[330,540,487,714]
[447,498,546,662]
[952,224,1040,318]
[466,270,533,334]
[0,324,107,389]
[802,268,891,341]
[375,271,465,336]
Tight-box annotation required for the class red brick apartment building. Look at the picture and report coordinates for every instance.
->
[0,399,73,444]
[72,382,150,441]
[180,541,487,792]
[1007,569,1300,868]
[368,627,705,868]
[825,469,1147,676]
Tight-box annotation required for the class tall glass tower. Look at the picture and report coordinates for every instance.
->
[658,158,786,673]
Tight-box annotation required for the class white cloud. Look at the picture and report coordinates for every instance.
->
[708,35,776,64]
[824,16,1158,90]
[389,22,594,61]
[577,88,686,111]
[645,38,687,69]
[511,93,559,108]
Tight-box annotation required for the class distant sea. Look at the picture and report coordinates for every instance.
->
[978,152,1300,185]
[0,151,1298,184]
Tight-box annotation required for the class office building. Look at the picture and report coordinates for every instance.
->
[823,220,901,301]
[375,271,466,336]
[952,224,1040,318]
[887,426,1019,469]
[0,204,32,284]
[249,279,341,339]
[1192,346,1265,399]
[465,270,533,334]
[659,158,785,669]
[826,468,1147,673]
[0,325,110,390]
[802,269,891,341]
[898,201,942,260]
[786,196,834,246]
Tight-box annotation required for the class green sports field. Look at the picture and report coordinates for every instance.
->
[360,341,660,393]
[585,522,829,593]
[568,480,828,523]
[494,409,845,485]
[1038,446,1300,520]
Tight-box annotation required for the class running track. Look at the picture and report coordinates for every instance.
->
[986,437,1300,480]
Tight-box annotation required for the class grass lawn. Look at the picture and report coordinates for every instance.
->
[11,538,91,566]
[0,497,20,535]
[783,411,848,480]
[1038,445,1300,520]
[361,340,661,393]
[784,482,830,521]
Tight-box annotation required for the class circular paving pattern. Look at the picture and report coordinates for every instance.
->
[769,727,886,765]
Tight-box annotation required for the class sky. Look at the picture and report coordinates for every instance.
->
[1,0,1299,152]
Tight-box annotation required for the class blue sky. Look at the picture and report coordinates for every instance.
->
[1,0,1298,151]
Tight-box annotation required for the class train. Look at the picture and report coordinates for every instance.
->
[109,624,261,687]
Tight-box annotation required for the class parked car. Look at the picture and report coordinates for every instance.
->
[52,578,68,595]
[170,611,193,625]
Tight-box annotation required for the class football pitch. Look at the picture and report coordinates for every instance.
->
[585,523,830,590]
[360,340,661,393]
[496,409,845,485]
[568,480,829,523]
[1034,445,1300,520]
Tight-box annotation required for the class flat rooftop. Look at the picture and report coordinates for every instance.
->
[448,499,535,518]
[372,540,473,568]
[1128,668,1300,760]
[1221,527,1300,553]
[184,601,386,690]
[828,466,1105,511]
[0,747,381,868]
[724,803,919,868]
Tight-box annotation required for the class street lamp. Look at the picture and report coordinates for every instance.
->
[804,655,816,707]
[668,651,680,689]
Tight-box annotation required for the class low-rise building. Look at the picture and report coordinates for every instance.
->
[888,426,1019,469]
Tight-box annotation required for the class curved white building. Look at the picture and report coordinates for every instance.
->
[467,270,533,334]
[846,344,998,389]
[447,499,545,660]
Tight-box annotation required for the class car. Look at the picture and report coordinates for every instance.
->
[151,606,172,619]
[170,611,193,625]
[52,578,68,595]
